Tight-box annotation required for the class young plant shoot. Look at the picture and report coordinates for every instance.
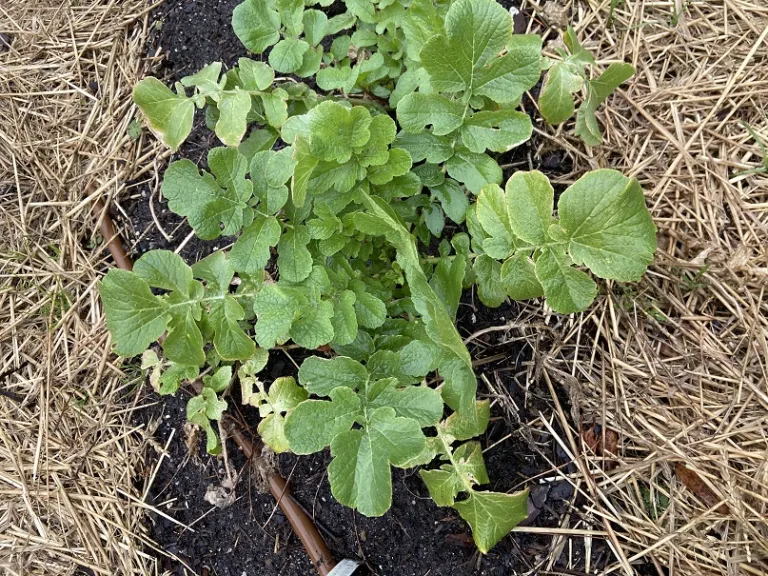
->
[103,0,655,553]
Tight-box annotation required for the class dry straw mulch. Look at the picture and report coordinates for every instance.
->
[0,2,161,575]
[1,0,767,575]
[504,0,768,575]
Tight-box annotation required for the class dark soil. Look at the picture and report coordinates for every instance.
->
[152,0,245,77]
[127,2,610,575]
[0,33,13,53]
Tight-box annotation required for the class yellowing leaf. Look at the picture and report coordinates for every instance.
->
[257,376,308,453]
[216,89,252,146]
[454,490,529,553]
[133,78,194,151]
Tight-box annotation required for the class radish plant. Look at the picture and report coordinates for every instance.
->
[102,0,653,552]
[538,26,635,145]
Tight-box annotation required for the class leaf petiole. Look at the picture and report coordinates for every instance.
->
[165,288,260,312]
[436,427,475,494]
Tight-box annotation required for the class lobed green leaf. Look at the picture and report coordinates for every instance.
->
[101,269,168,358]
[328,407,425,517]
[284,386,361,454]
[558,170,656,281]
[162,148,253,240]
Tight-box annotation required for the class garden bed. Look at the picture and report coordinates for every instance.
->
[120,1,598,574]
[3,1,766,575]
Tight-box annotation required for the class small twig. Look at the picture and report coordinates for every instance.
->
[173,229,196,255]
[149,183,173,242]
[463,320,551,345]
[482,432,514,454]
[218,421,236,488]
[188,499,226,529]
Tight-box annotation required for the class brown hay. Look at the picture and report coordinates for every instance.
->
[507,0,768,574]
[0,1,160,574]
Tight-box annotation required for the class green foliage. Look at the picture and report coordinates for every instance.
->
[112,0,656,554]
[470,169,655,313]
[141,349,200,396]
[133,78,195,151]
[187,366,232,453]
[162,148,254,240]
[284,355,444,516]
[232,0,319,73]
[395,0,543,196]
[133,57,313,148]
[419,400,529,552]
[244,374,308,452]
[640,481,670,520]
[539,27,635,145]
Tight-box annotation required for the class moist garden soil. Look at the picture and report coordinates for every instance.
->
[124,2,601,575]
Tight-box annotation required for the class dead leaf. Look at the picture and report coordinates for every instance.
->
[204,484,235,509]
[581,424,619,471]
[675,463,730,514]
[690,246,715,266]
[183,421,201,457]
[728,244,751,270]
[540,3,569,28]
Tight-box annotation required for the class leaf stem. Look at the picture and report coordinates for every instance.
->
[166,289,260,312]
[334,95,390,113]
[436,427,475,494]
[419,254,477,264]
